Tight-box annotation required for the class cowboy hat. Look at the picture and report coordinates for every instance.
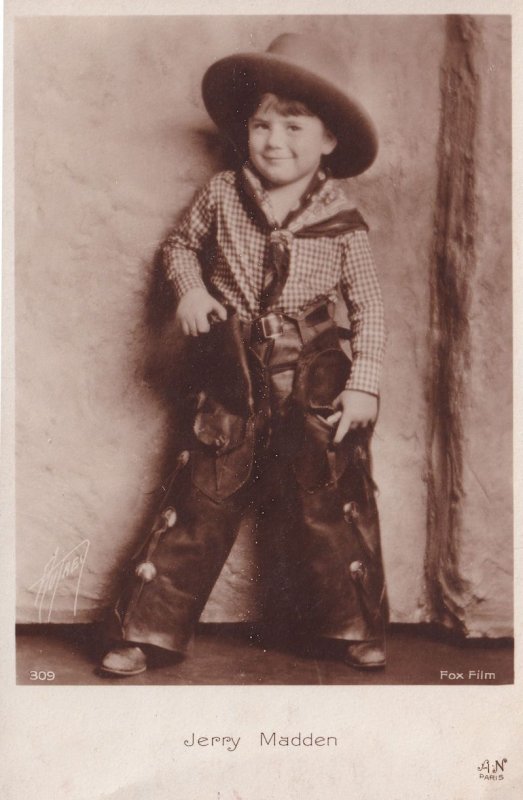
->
[201,32,378,178]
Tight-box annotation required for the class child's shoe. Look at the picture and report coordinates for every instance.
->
[344,640,386,670]
[100,645,147,676]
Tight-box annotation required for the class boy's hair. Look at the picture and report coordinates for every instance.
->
[249,92,316,119]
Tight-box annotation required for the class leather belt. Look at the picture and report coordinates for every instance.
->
[249,302,332,343]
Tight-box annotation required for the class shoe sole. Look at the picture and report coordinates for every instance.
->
[99,664,147,677]
[345,660,386,671]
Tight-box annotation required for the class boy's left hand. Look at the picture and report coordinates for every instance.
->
[326,390,378,445]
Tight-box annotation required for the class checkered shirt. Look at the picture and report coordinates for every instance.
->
[163,170,385,395]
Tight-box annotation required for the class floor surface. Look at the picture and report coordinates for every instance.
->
[16,623,514,686]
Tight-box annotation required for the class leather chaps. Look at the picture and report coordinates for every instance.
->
[107,312,388,654]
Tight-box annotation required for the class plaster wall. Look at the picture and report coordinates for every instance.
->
[14,15,509,634]
[458,17,512,637]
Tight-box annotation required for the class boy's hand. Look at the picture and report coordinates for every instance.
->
[326,390,378,445]
[176,287,227,336]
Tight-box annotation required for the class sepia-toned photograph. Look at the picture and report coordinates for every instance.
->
[10,11,513,693]
[4,3,522,798]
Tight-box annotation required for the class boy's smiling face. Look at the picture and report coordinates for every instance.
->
[247,94,337,188]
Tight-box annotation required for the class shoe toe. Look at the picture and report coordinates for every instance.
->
[345,641,386,670]
[101,646,147,676]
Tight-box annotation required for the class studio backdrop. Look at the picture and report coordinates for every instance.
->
[14,14,512,637]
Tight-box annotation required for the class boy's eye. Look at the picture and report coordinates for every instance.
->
[287,124,302,132]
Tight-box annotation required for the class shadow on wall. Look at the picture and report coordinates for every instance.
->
[141,131,241,394]
[101,129,242,609]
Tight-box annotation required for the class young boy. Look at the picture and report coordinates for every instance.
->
[101,32,387,677]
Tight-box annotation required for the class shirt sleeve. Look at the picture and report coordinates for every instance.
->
[162,179,217,301]
[339,229,386,395]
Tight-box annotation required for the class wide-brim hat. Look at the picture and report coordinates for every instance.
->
[202,33,378,178]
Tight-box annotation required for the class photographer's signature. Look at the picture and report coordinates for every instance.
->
[29,539,90,622]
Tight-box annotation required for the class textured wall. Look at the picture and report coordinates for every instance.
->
[458,17,512,637]
[422,16,512,639]
[14,15,510,635]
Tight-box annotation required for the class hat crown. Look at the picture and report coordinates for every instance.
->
[265,33,347,92]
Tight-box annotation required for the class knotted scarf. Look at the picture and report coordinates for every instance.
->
[239,162,369,311]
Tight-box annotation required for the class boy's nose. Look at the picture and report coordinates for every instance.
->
[266,125,285,148]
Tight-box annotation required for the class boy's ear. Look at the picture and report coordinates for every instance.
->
[321,129,338,156]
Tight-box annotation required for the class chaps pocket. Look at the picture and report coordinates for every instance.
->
[191,413,255,502]
[193,393,247,452]
[291,325,352,412]
[306,347,352,410]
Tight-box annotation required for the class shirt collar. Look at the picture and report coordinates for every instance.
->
[241,161,332,230]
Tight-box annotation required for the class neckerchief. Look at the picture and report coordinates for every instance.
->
[239,162,368,311]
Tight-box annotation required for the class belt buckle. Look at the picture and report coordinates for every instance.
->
[259,313,284,340]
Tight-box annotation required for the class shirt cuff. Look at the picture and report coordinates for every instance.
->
[170,270,206,301]
[345,357,381,396]
[164,251,206,302]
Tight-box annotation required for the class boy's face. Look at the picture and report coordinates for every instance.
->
[247,98,337,188]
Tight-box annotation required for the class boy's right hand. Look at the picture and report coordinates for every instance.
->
[176,287,227,336]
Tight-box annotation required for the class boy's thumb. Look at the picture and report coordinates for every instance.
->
[333,415,351,445]
[211,298,228,320]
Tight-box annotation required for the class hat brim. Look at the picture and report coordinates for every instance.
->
[202,52,378,178]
